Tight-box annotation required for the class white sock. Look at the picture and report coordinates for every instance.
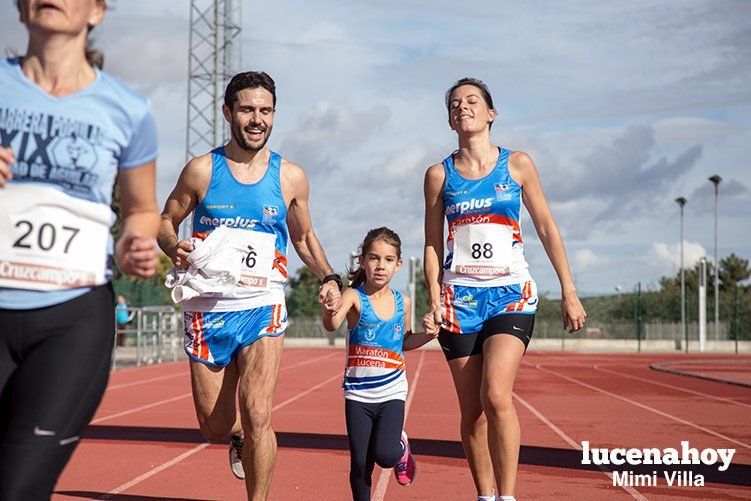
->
[477,495,496,501]
[499,496,516,501]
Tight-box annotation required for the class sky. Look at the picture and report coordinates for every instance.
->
[2,0,750,297]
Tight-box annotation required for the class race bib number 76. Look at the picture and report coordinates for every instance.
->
[238,231,276,289]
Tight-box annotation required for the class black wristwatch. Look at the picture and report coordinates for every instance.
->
[322,273,343,291]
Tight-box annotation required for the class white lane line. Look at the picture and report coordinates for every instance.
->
[537,364,751,450]
[91,393,193,424]
[100,370,343,499]
[98,443,211,499]
[106,351,337,392]
[112,361,182,374]
[269,372,342,412]
[372,349,427,501]
[96,352,341,422]
[512,392,646,500]
[107,372,185,390]
[594,364,751,410]
[279,351,340,373]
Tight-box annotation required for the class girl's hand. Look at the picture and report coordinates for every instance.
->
[116,230,158,278]
[561,291,586,333]
[0,147,15,188]
[321,292,338,316]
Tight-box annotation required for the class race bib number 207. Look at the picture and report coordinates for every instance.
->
[0,184,112,291]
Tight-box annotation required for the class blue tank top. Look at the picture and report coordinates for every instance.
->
[343,286,408,403]
[185,147,289,311]
[0,58,158,309]
[442,147,531,287]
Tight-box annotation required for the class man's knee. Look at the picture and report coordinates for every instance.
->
[241,402,273,439]
[196,416,233,442]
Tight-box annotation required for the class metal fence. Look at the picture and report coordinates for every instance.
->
[113,306,183,369]
[283,317,749,354]
[112,310,747,363]
[531,319,748,353]
[534,320,731,340]
[286,317,348,345]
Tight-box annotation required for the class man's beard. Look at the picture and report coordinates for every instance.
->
[232,122,272,152]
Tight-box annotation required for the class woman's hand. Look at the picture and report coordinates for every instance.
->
[422,311,440,337]
[0,147,15,187]
[116,230,158,278]
[424,304,443,335]
[561,291,586,333]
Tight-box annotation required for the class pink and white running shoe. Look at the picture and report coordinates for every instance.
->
[394,430,416,486]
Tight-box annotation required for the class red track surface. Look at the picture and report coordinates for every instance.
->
[52,349,751,500]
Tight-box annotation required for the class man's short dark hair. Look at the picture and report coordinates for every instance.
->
[224,71,276,109]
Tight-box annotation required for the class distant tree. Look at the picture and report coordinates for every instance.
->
[719,253,751,290]
[110,180,124,279]
[286,266,349,317]
[286,267,322,317]
[411,259,432,322]
[109,180,175,304]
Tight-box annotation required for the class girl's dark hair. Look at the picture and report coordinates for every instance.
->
[16,0,108,69]
[347,227,402,289]
[224,71,277,109]
[445,77,495,129]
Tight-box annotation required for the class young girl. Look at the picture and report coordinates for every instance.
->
[322,227,438,501]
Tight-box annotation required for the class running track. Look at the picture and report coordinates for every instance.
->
[52,349,751,500]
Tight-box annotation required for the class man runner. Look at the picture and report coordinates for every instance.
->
[158,71,342,500]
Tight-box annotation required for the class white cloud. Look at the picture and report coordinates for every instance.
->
[649,241,707,271]
[280,101,390,169]
[357,142,436,189]
[575,249,609,272]
[653,117,736,148]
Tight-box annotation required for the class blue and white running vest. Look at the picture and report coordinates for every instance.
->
[344,286,408,403]
[442,147,531,287]
[185,147,289,312]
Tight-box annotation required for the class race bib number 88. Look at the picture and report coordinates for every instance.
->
[0,184,112,291]
[451,223,513,278]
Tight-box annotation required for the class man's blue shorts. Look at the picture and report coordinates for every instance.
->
[183,304,287,367]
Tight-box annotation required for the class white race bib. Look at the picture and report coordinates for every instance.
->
[238,231,276,289]
[451,223,513,278]
[0,183,113,291]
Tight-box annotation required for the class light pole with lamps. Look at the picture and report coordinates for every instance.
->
[675,196,687,352]
[708,175,722,340]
